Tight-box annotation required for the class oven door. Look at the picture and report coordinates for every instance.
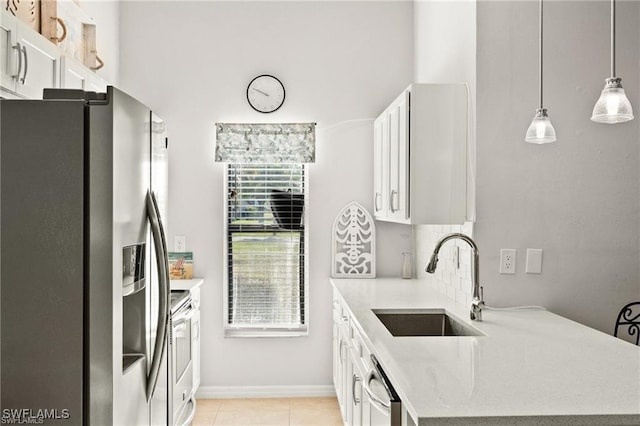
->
[171,300,195,425]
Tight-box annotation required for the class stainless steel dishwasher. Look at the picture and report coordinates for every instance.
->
[363,354,402,426]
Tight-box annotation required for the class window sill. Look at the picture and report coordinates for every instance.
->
[224,326,309,338]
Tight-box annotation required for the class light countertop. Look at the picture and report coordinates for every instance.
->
[331,277,640,425]
[170,278,203,292]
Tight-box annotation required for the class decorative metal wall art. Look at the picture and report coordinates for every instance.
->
[331,201,375,278]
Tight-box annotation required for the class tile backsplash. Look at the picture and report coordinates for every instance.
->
[414,222,475,307]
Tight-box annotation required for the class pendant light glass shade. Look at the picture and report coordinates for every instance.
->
[525,108,557,144]
[591,0,634,124]
[591,77,634,123]
[524,0,556,144]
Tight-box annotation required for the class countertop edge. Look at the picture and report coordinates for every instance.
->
[416,414,640,426]
[170,278,204,291]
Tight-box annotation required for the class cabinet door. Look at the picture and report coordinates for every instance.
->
[332,320,341,397]
[333,300,348,417]
[348,348,364,426]
[192,309,200,391]
[387,91,409,222]
[14,19,60,99]
[191,286,201,392]
[85,72,107,92]
[1,10,19,94]
[373,114,388,220]
[60,55,89,89]
[61,55,107,92]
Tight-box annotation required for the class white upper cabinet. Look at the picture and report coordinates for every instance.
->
[0,12,17,94]
[373,83,468,225]
[1,10,60,99]
[1,10,107,99]
[61,55,107,92]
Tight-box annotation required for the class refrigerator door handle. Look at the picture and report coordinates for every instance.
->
[146,190,170,401]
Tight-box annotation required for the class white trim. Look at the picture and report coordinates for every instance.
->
[195,385,336,399]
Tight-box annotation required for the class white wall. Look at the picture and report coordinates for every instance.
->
[412,0,476,303]
[475,0,640,333]
[119,0,413,392]
[81,0,120,85]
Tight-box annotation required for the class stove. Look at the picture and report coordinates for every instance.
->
[168,289,196,425]
[170,290,190,314]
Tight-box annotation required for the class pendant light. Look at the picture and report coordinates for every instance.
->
[591,0,634,123]
[525,0,556,144]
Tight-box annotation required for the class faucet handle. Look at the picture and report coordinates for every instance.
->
[480,286,484,302]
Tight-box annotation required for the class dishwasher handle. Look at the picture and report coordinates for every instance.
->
[363,369,391,416]
[172,301,195,325]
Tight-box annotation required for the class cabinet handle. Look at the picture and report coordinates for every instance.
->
[374,192,382,212]
[389,190,398,213]
[12,42,22,80]
[20,45,27,85]
[352,374,361,405]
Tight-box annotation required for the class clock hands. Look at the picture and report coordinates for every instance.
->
[252,88,270,97]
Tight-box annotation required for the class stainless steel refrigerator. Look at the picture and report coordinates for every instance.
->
[1,86,171,425]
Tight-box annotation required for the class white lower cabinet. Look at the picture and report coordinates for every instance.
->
[334,292,374,426]
[333,297,350,422]
[190,286,201,392]
[347,330,370,426]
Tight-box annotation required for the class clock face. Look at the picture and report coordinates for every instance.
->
[246,75,286,113]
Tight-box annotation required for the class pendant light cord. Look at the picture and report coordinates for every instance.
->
[538,0,544,109]
[611,0,615,77]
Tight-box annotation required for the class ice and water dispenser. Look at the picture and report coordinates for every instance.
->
[122,243,146,372]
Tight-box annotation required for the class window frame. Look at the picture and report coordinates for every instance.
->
[222,163,310,337]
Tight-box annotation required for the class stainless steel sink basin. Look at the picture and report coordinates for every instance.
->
[373,309,484,337]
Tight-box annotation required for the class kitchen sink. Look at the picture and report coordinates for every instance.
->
[373,309,484,337]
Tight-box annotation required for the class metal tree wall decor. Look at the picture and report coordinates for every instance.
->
[331,201,376,278]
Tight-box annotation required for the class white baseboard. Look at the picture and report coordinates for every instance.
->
[195,385,336,399]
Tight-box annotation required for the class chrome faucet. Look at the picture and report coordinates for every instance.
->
[425,233,484,321]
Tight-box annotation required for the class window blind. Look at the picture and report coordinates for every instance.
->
[226,164,307,333]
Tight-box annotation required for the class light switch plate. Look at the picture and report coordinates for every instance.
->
[525,248,543,274]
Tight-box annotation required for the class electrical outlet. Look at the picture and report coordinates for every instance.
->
[175,236,186,252]
[499,249,516,274]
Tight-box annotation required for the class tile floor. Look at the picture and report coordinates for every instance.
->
[193,397,342,426]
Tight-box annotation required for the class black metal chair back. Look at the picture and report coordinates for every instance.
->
[614,302,640,346]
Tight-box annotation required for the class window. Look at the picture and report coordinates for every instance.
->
[224,163,307,336]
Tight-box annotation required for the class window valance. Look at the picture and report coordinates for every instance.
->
[215,123,316,163]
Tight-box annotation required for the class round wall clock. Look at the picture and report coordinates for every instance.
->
[246,75,286,113]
